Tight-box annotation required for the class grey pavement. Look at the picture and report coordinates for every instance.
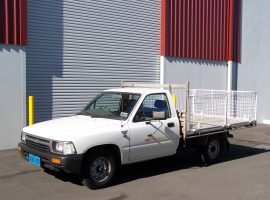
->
[0,125,270,200]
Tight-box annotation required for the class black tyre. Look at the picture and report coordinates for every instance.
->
[82,150,117,189]
[201,136,222,164]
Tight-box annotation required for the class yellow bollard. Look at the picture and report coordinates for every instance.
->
[29,96,34,125]
[172,94,177,108]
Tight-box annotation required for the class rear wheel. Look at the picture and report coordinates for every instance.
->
[82,150,117,189]
[201,136,222,164]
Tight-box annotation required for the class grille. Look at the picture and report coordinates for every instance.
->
[26,136,50,152]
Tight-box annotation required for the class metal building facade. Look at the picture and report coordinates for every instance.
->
[161,0,241,61]
[27,0,161,122]
[0,0,27,45]
[161,0,241,94]
[1,0,270,150]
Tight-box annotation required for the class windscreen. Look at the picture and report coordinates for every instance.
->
[78,92,141,120]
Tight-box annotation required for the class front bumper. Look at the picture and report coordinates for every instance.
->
[18,142,83,175]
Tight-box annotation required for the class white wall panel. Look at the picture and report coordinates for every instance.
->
[237,0,270,123]
[0,45,26,150]
[165,57,227,90]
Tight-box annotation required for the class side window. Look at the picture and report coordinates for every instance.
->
[133,93,171,122]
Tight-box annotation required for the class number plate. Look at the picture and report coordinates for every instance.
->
[28,154,41,167]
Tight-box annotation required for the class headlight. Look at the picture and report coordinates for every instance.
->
[21,132,26,143]
[52,141,76,155]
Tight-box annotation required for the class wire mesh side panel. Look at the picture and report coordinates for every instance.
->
[189,89,257,132]
[227,91,257,125]
[189,90,227,131]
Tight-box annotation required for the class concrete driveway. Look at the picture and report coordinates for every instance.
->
[1,125,270,200]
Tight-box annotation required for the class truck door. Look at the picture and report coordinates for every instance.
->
[128,93,179,161]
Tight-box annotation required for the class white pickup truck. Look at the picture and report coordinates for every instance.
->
[18,83,257,189]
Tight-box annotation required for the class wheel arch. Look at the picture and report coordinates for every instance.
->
[195,131,229,149]
[81,144,121,189]
[82,144,122,167]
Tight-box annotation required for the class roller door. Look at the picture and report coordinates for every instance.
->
[27,0,160,122]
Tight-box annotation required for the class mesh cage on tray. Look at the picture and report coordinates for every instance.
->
[188,89,257,132]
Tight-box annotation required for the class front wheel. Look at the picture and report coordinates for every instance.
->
[201,136,222,164]
[82,150,117,189]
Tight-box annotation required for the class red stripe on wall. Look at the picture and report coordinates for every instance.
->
[161,0,167,56]
[4,0,9,44]
[0,0,27,45]
[13,0,17,45]
[161,0,241,62]
[19,0,27,45]
[206,0,209,59]
[235,0,241,62]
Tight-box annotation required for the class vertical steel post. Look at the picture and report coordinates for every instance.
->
[227,61,233,91]
[160,56,165,84]
[29,96,34,125]
[172,94,177,108]
[227,61,238,91]
[183,82,190,142]
[224,93,228,126]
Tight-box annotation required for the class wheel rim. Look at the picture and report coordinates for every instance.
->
[208,139,220,160]
[90,157,111,183]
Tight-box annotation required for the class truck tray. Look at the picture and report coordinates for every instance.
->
[186,89,257,133]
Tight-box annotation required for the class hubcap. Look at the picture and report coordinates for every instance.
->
[208,139,220,160]
[90,157,111,183]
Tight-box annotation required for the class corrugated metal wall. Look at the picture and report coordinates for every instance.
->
[0,0,27,45]
[161,0,241,62]
[27,0,160,122]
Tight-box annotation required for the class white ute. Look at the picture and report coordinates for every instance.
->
[19,83,257,189]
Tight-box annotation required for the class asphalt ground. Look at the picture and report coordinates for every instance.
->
[1,125,270,200]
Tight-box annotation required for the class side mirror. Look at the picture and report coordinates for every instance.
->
[152,111,166,120]
[120,112,128,119]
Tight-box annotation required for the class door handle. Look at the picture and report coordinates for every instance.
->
[121,130,128,138]
[167,122,175,128]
